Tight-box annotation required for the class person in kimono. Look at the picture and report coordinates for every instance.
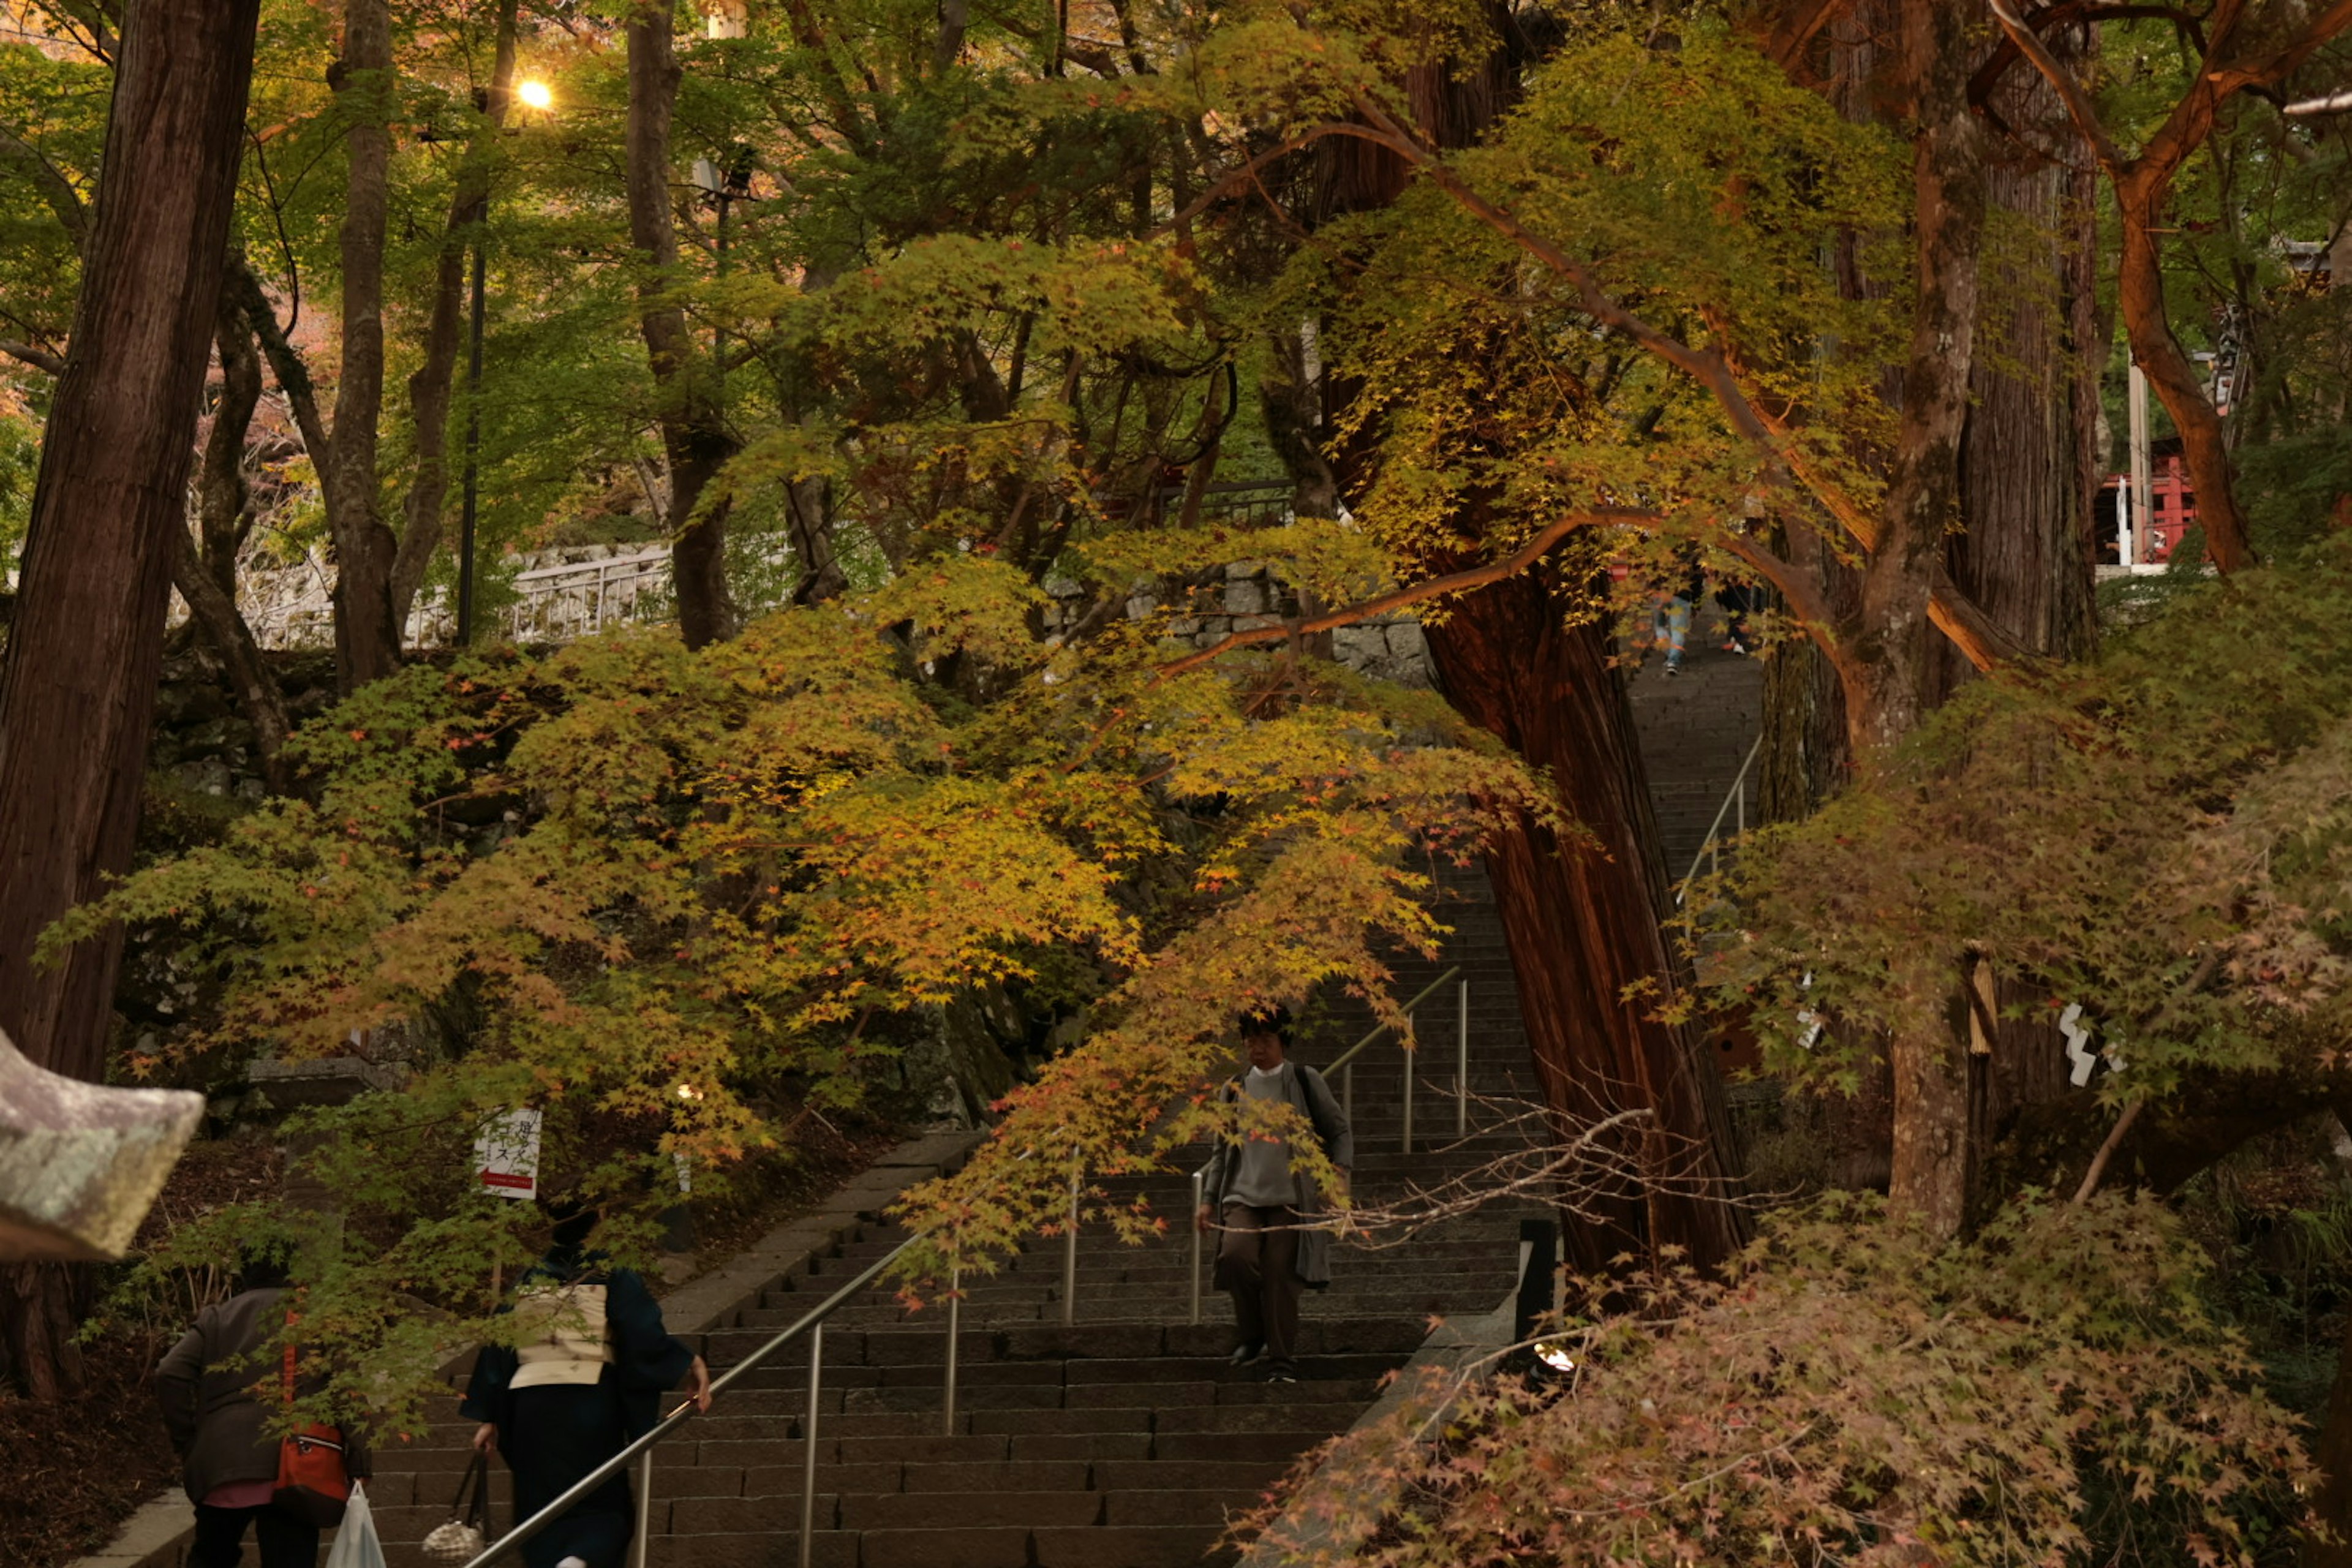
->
[462,1200,712,1568]
[1194,1005,1354,1383]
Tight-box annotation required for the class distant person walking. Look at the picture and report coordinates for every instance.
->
[1196,1006,1354,1383]
[463,1200,712,1568]
[1715,579,1755,655]
[157,1251,372,1568]
[1653,549,1706,675]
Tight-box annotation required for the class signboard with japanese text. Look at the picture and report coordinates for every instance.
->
[476,1108,543,1200]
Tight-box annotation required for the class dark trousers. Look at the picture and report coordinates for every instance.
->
[190,1503,319,1568]
[1215,1202,1305,1374]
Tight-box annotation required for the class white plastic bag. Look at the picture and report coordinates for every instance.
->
[324,1479,390,1568]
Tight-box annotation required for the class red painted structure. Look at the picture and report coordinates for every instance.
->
[2098,446,2199,565]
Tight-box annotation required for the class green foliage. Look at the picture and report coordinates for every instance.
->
[68,555,1545,1420]
[1220,16,1908,631]
[1695,537,2352,1104]
[1283,1194,2311,1568]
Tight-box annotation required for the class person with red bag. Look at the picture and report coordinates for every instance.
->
[156,1250,372,1568]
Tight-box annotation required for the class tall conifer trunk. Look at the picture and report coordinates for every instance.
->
[1425,574,1744,1274]
[325,0,402,691]
[1297,17,1745,1272]
[0,0,262,1398]
[627,3,738,649]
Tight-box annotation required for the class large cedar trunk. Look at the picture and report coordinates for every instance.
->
[0,0,262,1397]
[1937,47,2101,1229]
[627,7,739,650]
[1425,571,1744,1276]
[1939,35,2101,696]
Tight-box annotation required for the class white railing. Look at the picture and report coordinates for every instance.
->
[497,546,673,643]
[227,545,681,652]
[1673,735,1762,907]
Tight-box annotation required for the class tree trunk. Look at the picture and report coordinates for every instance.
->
[325,0,401,691]
[0,0,262,1398]
[180,284,290,789]
[171,526,291,793]
[198,287,263,597]
[1425,571,1744,1276]
[390,0,520,631]
[1940,151,2098,693]
[2316,1299,2352,1566]
[2116,170,2255,572]
[627,4,739,650]
[1868,1,1986,1238]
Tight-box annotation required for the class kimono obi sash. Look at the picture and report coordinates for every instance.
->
[509,1280,613,1388]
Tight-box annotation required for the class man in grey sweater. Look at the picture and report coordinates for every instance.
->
[1195,1006,1352,1383]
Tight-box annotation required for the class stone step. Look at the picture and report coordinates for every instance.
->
[840,1488,1104,1531]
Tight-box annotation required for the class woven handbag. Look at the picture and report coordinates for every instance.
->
[421,1451,492,1562]
[272,1322,351,1528]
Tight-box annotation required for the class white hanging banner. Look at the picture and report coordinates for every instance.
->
[476,1108,543,1200]
[2060,1004,2097,1087]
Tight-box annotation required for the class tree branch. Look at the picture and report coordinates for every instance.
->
[1155,508,1657,678]
[1762,0,1853,72]
[2072,1093,2145,1203]
[1929,568,2035,672]
[224,252,332,469]
[1969,4,2206,135]
[1984,0,2130,172]
[0,338,65,376]
[0,127,89,247]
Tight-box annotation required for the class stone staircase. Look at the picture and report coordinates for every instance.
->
[350,871,1544,1568]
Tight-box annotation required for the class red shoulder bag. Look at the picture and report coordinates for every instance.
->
[273,1314,351,1528]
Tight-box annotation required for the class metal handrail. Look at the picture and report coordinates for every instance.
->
[1674,735,1763,907]
[1324,965,1463,1079]
[458,1231,921,1568]
[470,963,1484,1565]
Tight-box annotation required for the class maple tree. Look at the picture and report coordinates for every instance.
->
[6,0,2352,1551]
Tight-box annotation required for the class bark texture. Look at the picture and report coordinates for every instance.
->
[627,5,739,649]
[1426,573,1745,1276]
[325,0,401,690]
[1872,1,1988,1240]
[0,0,263,1398]
[1940,154,2099,692]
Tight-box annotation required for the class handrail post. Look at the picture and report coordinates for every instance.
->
[1401,1036,1414,1155]
[943,1265,961,1437]
[799,1322,823,1568]
[628,1449,652,1568]
[1060,1163,1079,1328]
[1188,1170,1204,1326]
[1457,980,1469,1139]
